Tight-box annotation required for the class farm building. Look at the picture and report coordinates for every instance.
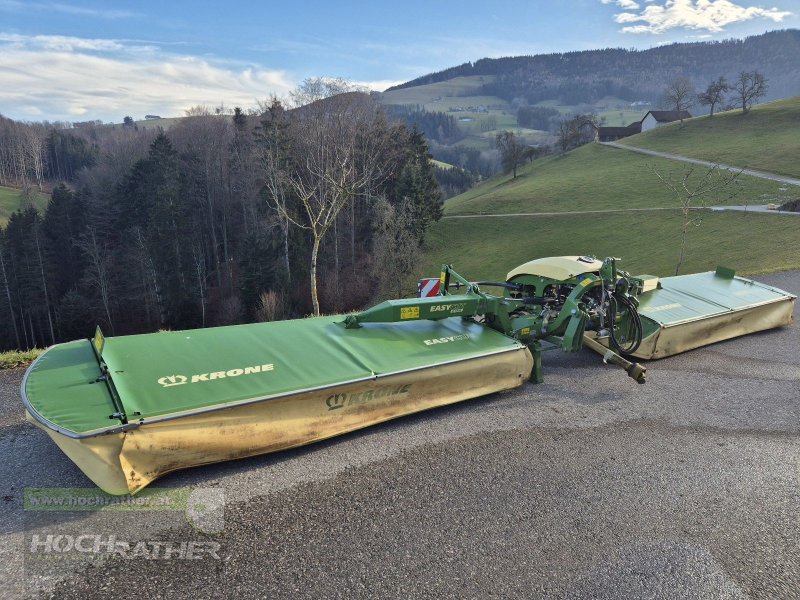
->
[640,110,692,132]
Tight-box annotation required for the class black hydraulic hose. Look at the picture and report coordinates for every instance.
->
[474,281,523,291]
[609,293,643,355]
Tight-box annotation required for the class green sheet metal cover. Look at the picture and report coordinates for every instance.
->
[24,340,117,434]
[638,272,793,326]
[104,317,523,420]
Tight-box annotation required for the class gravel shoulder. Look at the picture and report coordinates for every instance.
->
[1,272,798,600]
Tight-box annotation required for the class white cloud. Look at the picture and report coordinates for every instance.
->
[601,0,641,7]
[0,33,295,122]
[0,33,129,52]
[0,0,136,19]
[612,0,792,34]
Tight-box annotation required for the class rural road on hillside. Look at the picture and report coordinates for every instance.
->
[1,272,799,599]
[443,207,682,219]
[601,142,800,187]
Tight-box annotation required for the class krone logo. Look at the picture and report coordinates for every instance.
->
[156,363,274,388]
[326,394,346,410]
[158,374,188,388]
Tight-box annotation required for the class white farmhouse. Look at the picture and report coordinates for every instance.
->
[640,110,693,132]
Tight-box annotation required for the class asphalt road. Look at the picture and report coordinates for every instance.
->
[1,272,798,600]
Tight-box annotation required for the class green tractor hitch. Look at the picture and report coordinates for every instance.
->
[344,256,648,384]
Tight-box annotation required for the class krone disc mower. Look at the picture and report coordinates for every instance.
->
[22,256,795,494]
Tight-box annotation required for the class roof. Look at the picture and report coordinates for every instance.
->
[644,110,692,122]
[597,126,639,137]
[626,121,643,132]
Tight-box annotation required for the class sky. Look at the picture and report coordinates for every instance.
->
[0,0,797,123]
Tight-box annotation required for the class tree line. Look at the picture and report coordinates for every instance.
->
[0,84,444,351]
[665,71,769,117]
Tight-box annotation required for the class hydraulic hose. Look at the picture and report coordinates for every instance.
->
[609,293,643,355]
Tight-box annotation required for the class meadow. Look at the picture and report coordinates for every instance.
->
[416,96,800,287]
[620,97,800,179]
[444,144,790,215]
[422,210,800,283]
[0,186,50,226]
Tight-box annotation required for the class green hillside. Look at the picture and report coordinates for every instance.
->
[420,114,800,283]
[0,186,50,227]
[381,75,497,108]
[620,97,800,179]
[445,143,791,215]
[422,210,800,282]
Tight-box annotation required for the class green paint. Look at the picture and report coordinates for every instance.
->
[638,271,792,327]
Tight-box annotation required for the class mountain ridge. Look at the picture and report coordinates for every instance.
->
[387,30,800,106]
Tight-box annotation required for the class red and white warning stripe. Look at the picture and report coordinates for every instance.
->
[418,277,441,298]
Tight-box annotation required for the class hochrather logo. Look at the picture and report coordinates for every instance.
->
[157,364,274,388]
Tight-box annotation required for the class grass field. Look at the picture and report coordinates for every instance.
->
[380,76,495,108]
[0,186,50,227]
[534,97,647,127]
[444,143,790,215]
[620,96,800,179]
[421,210,800,282]
[418,103,800,286]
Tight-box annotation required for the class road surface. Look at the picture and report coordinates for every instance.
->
[1,272,798,599]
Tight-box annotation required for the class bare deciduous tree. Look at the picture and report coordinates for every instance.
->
[257,98,294,283]
[495,130,527,178]
[289,77,365,108]
[372,197,419,299]
[278,91,392,315]
[663,77,695,121]
[556,114,599,153]
[78,228,115,333]
[0,243,21,349]
[734,71,768,113]
[649,164,742,275]
[255,290,284,322]
[698,76,730,117]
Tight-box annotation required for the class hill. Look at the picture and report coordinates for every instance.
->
[444,143,789,216]
[619,96,800,179]
[381,30,800,179]
[422,210,800,283]
[389,30,800,108]
[418,122,800,282]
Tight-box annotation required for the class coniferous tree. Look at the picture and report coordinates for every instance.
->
[394,129,443,241]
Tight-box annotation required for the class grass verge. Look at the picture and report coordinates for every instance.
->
[0,348,44,370]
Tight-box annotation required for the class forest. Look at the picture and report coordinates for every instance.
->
[388,29,800,106]
[0,89,444,351]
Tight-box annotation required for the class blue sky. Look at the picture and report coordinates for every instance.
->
[0,0,797,122]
